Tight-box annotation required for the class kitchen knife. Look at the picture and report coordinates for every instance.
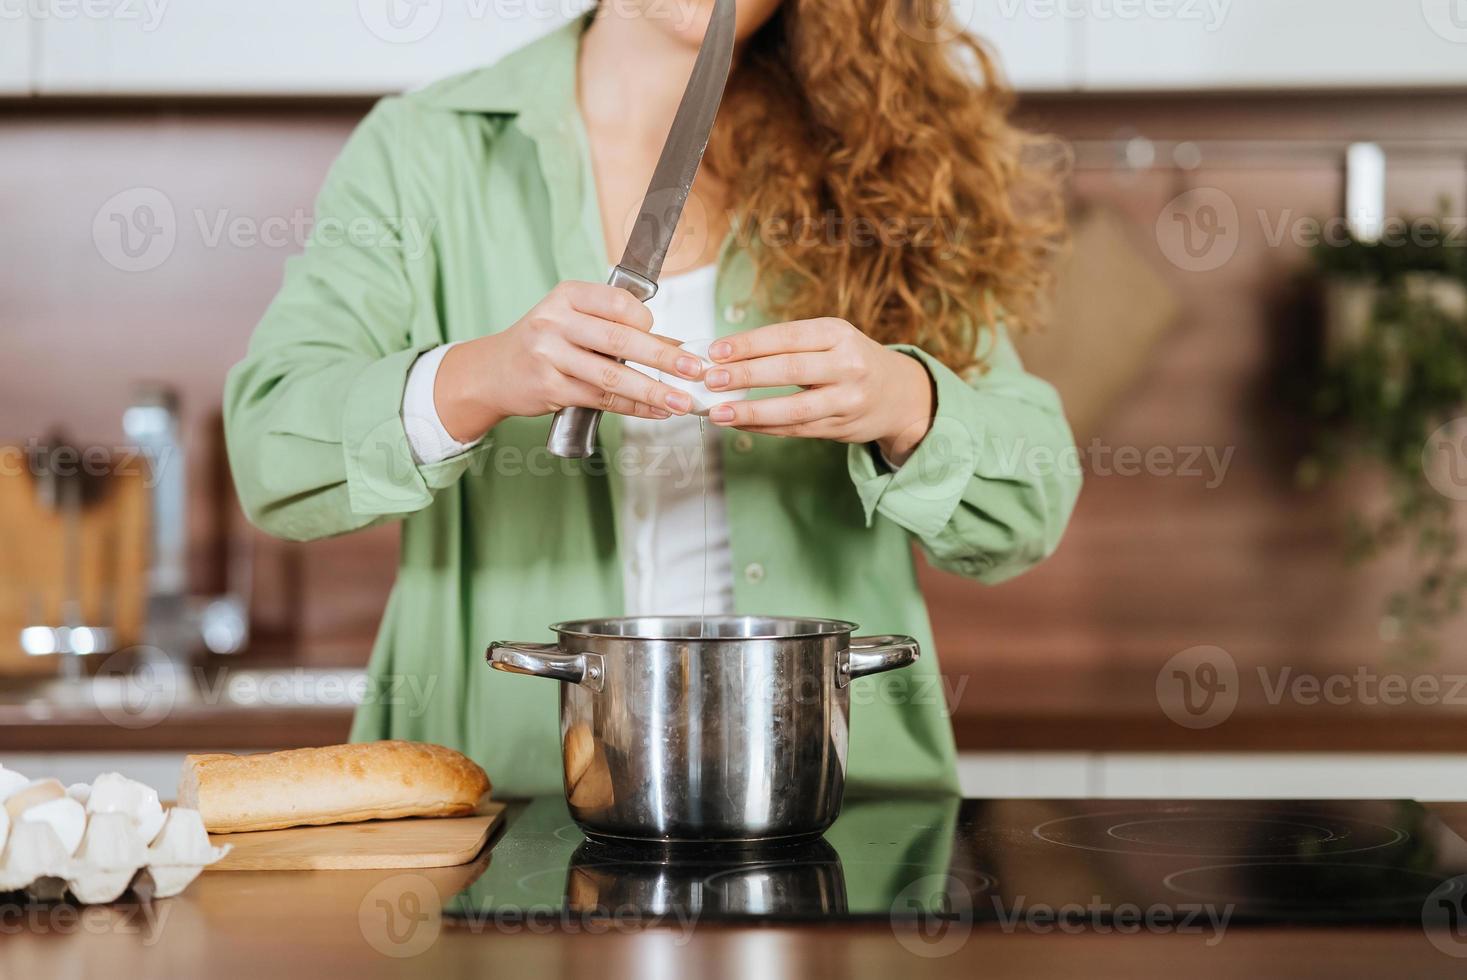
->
[546,0,737,459]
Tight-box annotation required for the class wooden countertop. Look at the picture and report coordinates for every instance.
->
[6,664,1467,754]
[4,803,1466,978]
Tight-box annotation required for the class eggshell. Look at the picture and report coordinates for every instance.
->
[659,339,750,416]
[66,782,92,805]
[0,805,10,855]
[87,772,165,843]
[21,797,87,855]
[4,779,65,821]
[0,766,30,802]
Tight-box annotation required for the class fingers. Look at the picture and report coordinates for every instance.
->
[704,351,843,392]
[558,377,672,420]
[559,281,655,333]
[708,318,843,363]
[707,389,847,429]
[561,312,703,381]
[558,343,695,415]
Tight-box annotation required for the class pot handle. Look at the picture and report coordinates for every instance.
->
[838,635,920,688]
[488,642,605,692]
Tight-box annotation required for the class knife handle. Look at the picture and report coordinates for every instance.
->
[546,265,661,459]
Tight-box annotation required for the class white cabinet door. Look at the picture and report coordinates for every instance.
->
[964,0,1079,90]
[1,7,33,94]
[1082,0,1467,90]
[36,1,588,96]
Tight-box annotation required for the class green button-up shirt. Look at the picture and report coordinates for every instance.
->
[223,19,1081,796]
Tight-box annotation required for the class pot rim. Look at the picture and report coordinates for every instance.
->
[550,615,860,642]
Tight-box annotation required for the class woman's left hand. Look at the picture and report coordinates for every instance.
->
[703,317,936,465]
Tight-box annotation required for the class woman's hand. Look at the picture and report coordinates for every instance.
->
[703,317,936,465]
[433,281,704,443]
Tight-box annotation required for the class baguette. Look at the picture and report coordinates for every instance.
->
[179,741,490,833]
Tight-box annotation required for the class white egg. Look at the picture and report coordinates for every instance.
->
[4,778,65,821]
[0,766,30,802]
[66,782,92,805]
[22,797,87,855]
[0,804,9,854]
[87,772,165,842]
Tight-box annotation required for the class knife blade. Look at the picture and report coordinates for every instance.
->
[546,0,737,459]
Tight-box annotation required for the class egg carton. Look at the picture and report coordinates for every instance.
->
[0,766,230,905]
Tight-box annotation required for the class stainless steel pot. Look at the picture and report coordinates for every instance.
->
[488,615,919,844]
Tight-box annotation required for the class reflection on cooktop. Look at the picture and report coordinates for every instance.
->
[444,797,1467,928]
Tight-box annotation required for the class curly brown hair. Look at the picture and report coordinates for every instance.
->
[704,0,1069,375]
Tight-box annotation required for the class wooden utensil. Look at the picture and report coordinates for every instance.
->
[205,799,505,871]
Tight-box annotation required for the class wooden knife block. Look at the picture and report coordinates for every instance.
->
[0,449,148,676]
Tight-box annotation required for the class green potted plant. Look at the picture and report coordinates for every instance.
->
[1301,211,1467,658]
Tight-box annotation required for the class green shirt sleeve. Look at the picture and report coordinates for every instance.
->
[846,329,1081,583]
[223,99,490,542]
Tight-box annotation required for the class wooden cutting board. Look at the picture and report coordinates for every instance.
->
[206,800,505,871]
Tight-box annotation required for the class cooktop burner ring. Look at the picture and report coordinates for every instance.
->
[1161,861,1464,910]
[1032,807,1408,858]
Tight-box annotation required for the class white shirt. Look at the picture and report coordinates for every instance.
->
[402,264,736,618]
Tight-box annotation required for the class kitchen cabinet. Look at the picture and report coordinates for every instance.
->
[1081,0,1467,91]
[1,8,33,94]
[34,0,577,96]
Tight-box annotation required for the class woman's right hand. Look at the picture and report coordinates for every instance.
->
[432,280,703,444]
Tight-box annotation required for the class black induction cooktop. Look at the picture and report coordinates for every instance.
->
[444,797,1467,932]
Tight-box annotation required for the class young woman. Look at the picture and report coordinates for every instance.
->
[225,0,1079,795]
